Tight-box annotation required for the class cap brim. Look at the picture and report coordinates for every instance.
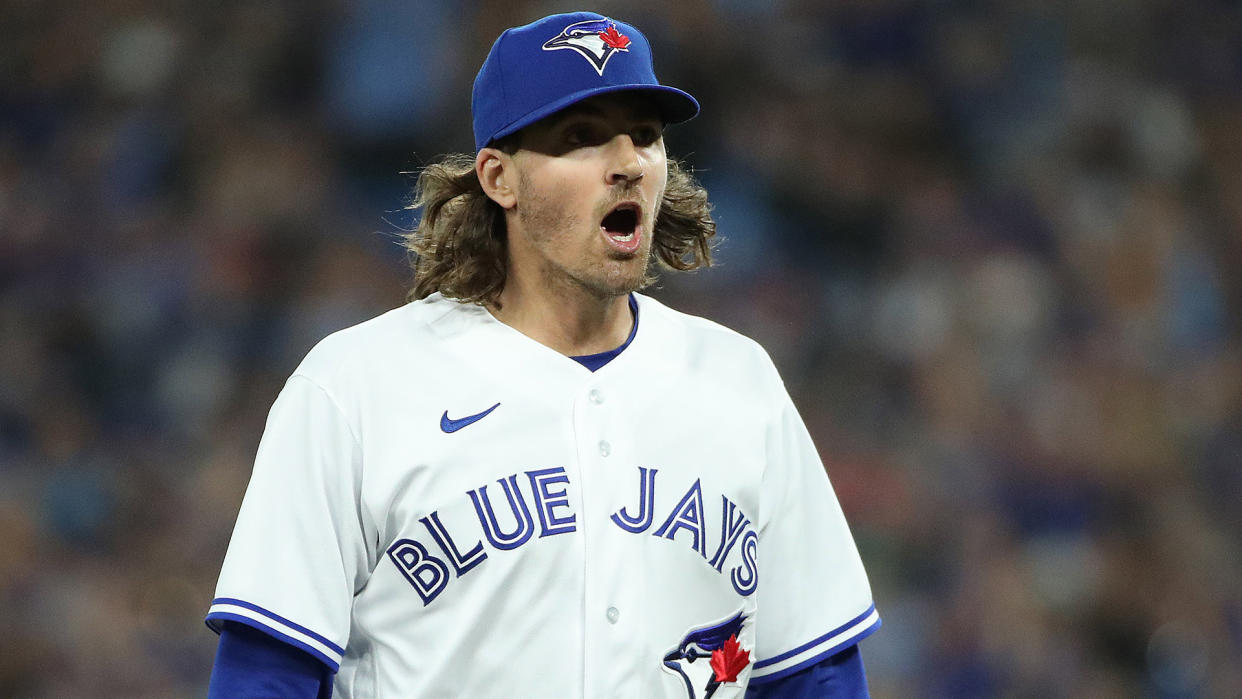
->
[483,84,699,148]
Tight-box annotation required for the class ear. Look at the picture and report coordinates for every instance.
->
[476,148,517,209]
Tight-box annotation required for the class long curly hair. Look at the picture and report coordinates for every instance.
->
[403,152,716,305]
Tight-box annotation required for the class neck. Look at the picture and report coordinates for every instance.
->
[489,279,633,356]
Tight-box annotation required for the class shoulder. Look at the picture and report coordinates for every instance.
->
[633,293,785,393]
[290,293,480,390]
[635,293,769,357]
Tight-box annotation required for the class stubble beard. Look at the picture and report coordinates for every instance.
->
[515,184,653,301]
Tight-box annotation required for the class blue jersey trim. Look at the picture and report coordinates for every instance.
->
[570,293,639,372]
[747,608,881,686]
[205,597,345,673]
[753,603,877,669]
[206,597,345,655]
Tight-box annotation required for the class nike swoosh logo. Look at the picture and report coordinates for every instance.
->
[440,403,501,433]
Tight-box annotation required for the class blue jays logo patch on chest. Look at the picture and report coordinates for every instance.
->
[542,18,631,75]
[663,609,752,698]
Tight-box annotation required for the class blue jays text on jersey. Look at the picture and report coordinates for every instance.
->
[386,466,759,606]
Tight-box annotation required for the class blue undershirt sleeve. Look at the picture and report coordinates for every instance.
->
[208,621,334,699]
[745,644,869,698]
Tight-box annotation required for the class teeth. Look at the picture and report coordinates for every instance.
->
[613,232,635,242]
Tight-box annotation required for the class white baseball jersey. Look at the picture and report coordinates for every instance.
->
[207,292,879,698]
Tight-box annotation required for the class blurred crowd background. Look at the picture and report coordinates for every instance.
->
[3,0,1240,696]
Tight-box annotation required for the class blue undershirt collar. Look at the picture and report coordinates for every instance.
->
[569,294,638,372]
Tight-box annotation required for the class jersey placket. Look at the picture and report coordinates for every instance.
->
[570,375,642,696]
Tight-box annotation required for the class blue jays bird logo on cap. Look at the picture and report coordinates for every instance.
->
[542,18,632,76]
[662,610,752,698]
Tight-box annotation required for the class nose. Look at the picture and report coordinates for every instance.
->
[606,134,644,185]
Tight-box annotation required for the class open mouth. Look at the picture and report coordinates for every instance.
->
[601,203,641,246]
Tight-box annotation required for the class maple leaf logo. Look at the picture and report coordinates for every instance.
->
[709,634,750,683]
[598,24,631,49]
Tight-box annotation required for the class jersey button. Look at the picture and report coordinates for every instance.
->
[598,440,611,457]
[606,606,620,624]
[589,388,604,405]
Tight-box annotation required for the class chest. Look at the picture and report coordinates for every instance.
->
[337,320,773,696]
[353,371,767,604]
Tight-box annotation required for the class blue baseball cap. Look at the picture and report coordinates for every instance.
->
[471,12,700,151]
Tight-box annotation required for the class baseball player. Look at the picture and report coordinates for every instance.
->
[206,11,880,698]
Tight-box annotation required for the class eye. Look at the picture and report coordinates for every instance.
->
[631,124,663,147]
[565,124,602,147]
